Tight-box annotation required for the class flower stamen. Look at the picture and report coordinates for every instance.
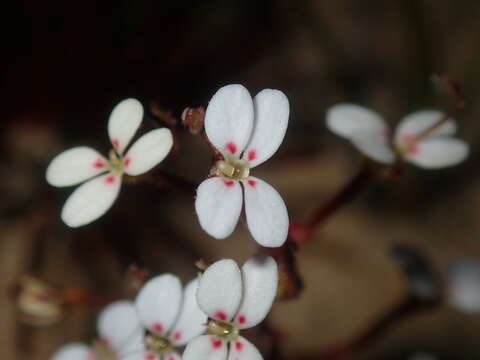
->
[206,319,239,342]
[145,332,174,355]
[213,157,250,181]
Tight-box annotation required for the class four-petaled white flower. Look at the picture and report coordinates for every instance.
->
[446,257,480,313]
[46,98,173,227]
[195,84,290,248]
[128,275,207,360]
[50,300,144,360]
[326,104,469,169]
[183,255,278,360]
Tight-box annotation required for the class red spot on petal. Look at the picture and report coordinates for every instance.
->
[247,149,257,161]
[247,180,257,187]
[104,175,115,184]
[226,142,237,154]
[223,180,235,187]
[211,338,223,349]
[92,158,105,169]
[235,341,244,351]
[112,138,120,150]
[145,354,156,360]
[408,144,420,155]
[214,311,227,321]
[238,314,246,324]
[100,336,110,345]
[167,356,176,360]
[124,157,131,168]
[152,322,163,333]
[87,353,96,360]
[173,331,182,341]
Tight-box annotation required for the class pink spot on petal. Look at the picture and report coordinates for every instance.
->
[173,331,182,341]
[92,158,105,169]
[124,157,131,168]
[112,138,120,150]
[87,353,96,360]
[152,322,163,333]
[238,314,246,324]
[235,341,244,351]
[226,141,237,154]
[167,356,175,360]
[223,180,235,187]
[247,149,257,161]
[145,354,156,360]
[408,144,420,155]
[214,311,227,321]
[247,180,257,188]
[211,338,223,349]
[104,175,115,184]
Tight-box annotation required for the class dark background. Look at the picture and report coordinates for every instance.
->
[2,1,480,359]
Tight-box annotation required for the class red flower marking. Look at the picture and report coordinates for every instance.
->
[124,157,131,168]
[152,322,163,333]
[173,331,182,341]
[167,356,176,360]
[112,138,120,150]
[104,175,115,184]
[235,341,244,351]
[87,353,96,360]
[237,314,246,324]
[214,311,227,321]
[145,354,156,360]
[247,180,257,188]
[92,158,105,169]
[408,145,420,155]
[211,338,223,349]
[226,141,237,154]
[247,149,257,161]
[223,181,235,187]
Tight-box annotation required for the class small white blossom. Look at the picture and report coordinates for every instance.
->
[128,274,207,360]
[326,104,469,169]
[50,301,144,360]
[195,84,289,247]
[46,98,173,227]
[183,255,278,360]
[446,257,480,313]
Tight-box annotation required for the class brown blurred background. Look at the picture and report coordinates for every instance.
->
[2,1,480,359]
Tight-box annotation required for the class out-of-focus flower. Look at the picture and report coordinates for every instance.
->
[183,255,278,360]
[446,257,480,313]
[195,84,289,247]
[128,274,207,360]
[50,300,143,360]
[326,104,469,169]
[46,98,173,227]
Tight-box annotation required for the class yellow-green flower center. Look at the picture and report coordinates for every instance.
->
[212,156,250,181]
[206,319,239,342]
[144,332,174,355]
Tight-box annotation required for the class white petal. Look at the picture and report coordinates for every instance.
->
[404,138,469,169]
[124,128,173,176]
[447,258,480,313]
[350,130,396,164]
[394,110,456,147]
[168,278,207,346]
[242,177,288,248]
[183,335,228,360]
[97,300,142,352]
[108,98,143,154]
[195,177,243,239]
[121,350,157,360]
[50,343,91,360]
[234,255,277,329]
[242,89,289,168]
[46,147,108,187]
[61,173,121,227]
[227,336,263,360]
[197,259,242,322]
[135,274,183,335]
[163,351,182,360]
[205,84,254,157]
[326,103,388,139]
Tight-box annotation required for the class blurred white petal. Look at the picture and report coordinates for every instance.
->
[182,335,228,360]
[49,343,92,360]
[350,130,396,164]
[405,138,469,169]
[447,258,480,313]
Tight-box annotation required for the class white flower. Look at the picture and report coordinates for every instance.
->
[46,98,173,227]
[127,274,207,360]
[446,258,480,313]
[195,84,290,247]
[183,255,278,360]
[50,300,144,360]
[326,104,469,169]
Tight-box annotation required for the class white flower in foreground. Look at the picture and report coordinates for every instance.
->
[195,84,289,247]
[129,274,207,360]
[183,255,278,360]
[326,104,469,169]
[50,300,143,360]
[446,258,480,313]
[46,98,173,227]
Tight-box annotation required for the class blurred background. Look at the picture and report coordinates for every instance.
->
[2,1,480,359]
